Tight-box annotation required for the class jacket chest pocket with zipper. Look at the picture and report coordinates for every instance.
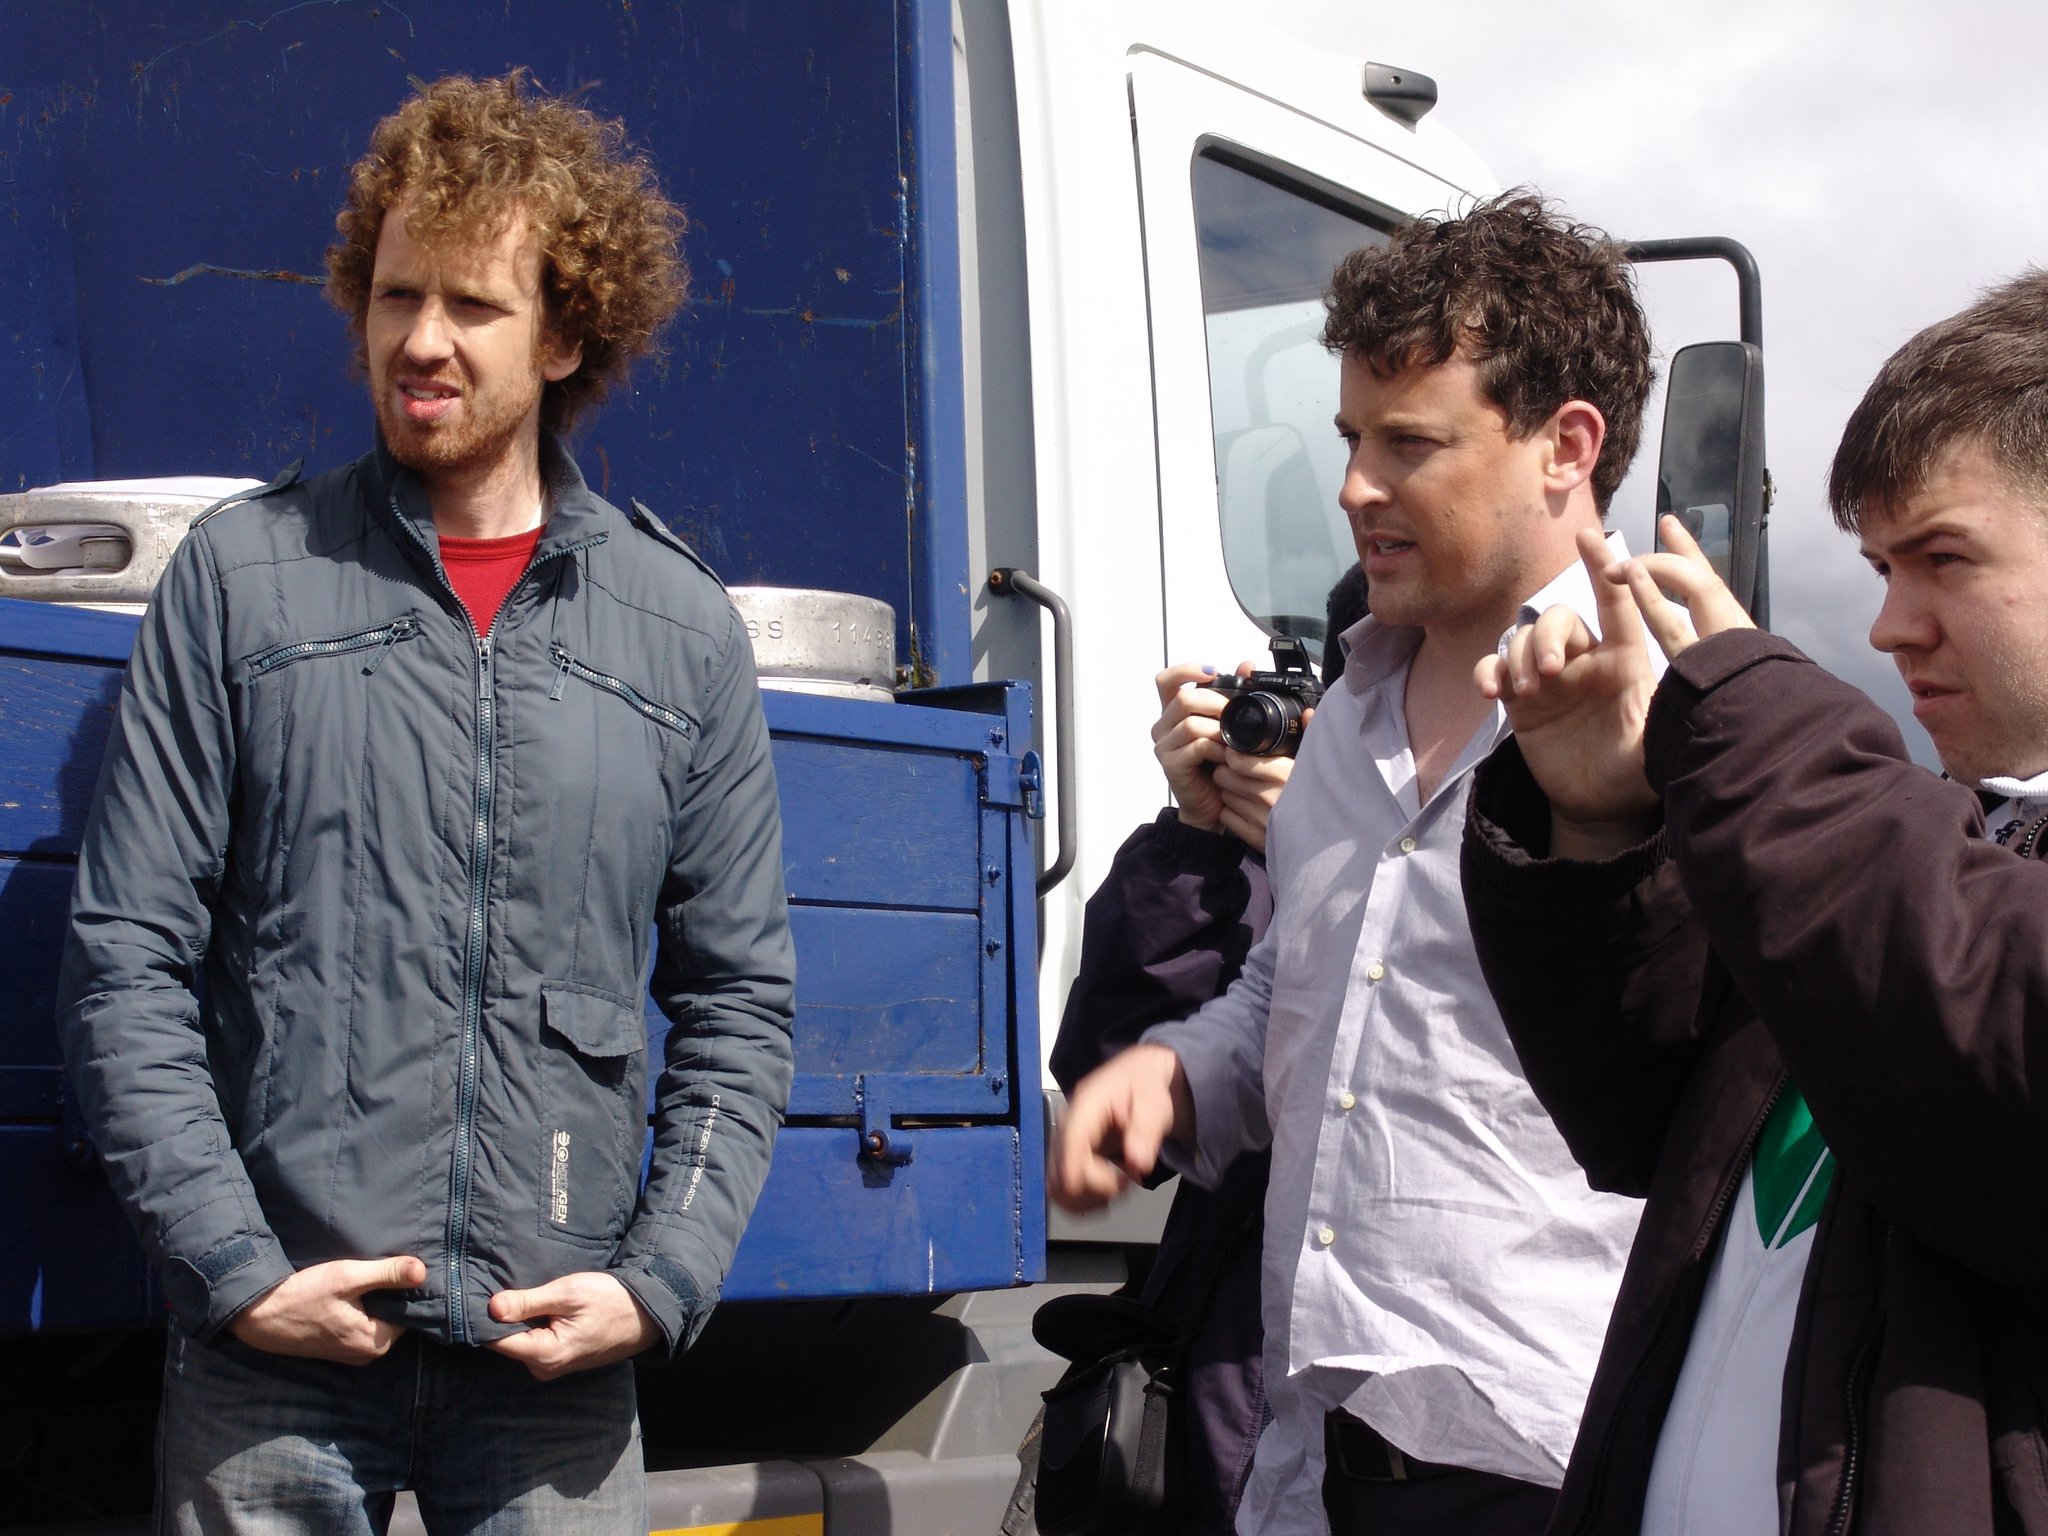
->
[233,612,440,900]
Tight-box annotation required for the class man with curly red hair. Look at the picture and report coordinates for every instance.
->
[57,72,795,1534]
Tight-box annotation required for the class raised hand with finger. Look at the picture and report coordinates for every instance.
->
[1473,527,1662,859]
[1624,514,1758,660]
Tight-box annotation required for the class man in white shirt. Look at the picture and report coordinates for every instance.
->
[1049,193,1652,1534]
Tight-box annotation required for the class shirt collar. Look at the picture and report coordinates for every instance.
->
[1975,766,2048,803]
[1333,609,1420,693]
[1508,529,1632,644]
[373,430,611,558]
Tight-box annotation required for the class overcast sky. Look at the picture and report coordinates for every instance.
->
[1235,0,2048,764]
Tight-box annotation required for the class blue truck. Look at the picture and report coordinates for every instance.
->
[0,2,1768,1529]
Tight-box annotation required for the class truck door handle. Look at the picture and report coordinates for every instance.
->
[987,567,1075,897]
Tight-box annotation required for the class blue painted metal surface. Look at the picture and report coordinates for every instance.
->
[0,599,1042,1330]
[0,603,155,1330]
[721,682,1044,1299]
[0,0,971,681]
[727,1126,1027,1298]
[0,1128,159,1334]
[902,0,974,686]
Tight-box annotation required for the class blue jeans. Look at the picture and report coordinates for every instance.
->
[157,1326,645,1536]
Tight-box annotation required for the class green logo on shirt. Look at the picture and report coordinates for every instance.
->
[1752,1089,1835,1248]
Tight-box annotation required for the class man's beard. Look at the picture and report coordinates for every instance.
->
[373,371,544,479]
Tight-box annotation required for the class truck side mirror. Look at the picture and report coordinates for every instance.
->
[1655,340,1768,622]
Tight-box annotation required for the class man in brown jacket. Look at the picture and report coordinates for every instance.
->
[1460,270,2048,1535]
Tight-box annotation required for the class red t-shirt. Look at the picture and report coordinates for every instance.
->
[440,526,545,635]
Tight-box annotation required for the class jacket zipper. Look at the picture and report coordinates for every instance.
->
[447,626,494,1341]
[389,494,603,1341]
[247,614,421,676]
[548,644,697,737]
[1571,1073,1789,1534]
[1821,1231,1889,1536]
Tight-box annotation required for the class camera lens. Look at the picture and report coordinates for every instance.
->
[1218,691,1303,756]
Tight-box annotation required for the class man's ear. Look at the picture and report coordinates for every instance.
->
[541,332,584,384]
[1542,400,1607,497]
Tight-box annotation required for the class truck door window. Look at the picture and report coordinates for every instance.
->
[1193,152,1388,654]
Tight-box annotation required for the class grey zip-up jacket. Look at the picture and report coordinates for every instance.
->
[56,437,796,1354]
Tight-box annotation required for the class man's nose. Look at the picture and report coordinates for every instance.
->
[403,299,454,365]
[1868,580,1933,655]
[1337,451,1388,519]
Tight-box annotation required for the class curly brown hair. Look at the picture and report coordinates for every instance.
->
[326,71,687,434]
[1320,191,1652,512]
[1828,270,2048,531]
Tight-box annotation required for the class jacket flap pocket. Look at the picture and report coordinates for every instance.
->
[541,984,646,1059]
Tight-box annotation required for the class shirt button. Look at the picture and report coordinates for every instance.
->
[1398,836,1417,854]
[1316,1225,1336,1247]
[1339,1090,1356,1111]
[1366,960,1386,982]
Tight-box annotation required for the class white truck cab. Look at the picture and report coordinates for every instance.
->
[959,2,1496,1073]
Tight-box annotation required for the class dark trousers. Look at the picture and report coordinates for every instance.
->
[1322,1411,1557,1536]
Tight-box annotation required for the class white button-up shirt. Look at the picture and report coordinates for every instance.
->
[1147,539,1648,1533]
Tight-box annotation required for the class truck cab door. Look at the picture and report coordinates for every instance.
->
[1127,52,1473,675]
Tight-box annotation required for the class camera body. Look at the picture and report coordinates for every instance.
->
[1201,636,1323,757]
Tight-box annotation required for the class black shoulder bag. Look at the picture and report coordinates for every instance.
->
[1029,1215,1243,1536]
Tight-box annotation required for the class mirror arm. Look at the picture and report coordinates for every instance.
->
[1625,237,1763,350]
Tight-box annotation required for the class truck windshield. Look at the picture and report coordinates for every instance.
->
[1193,151,1389,659]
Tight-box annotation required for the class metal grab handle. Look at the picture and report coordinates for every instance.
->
[988,567,1075,897]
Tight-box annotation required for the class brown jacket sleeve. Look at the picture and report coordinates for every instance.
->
[1463,738,1716,1197]
[1645,630,2048,1286]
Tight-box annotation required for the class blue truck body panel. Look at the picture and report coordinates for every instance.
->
[0,0,969,678]
[0,598,1043,1331]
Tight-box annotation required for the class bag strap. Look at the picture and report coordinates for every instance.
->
[1132,1367,1178,1491]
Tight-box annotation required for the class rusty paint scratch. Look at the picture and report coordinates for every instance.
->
[135,0,417,90]
[840,441,910,484]
[140,264,324,288]
[739,306,895,331]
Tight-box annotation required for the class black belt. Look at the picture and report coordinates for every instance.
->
[1323,1409,1463,1483]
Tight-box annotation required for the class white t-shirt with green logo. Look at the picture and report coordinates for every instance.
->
[1641,782,2046,1534]
[1639,1089,1835,1536]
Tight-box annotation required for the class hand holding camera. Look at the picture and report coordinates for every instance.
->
[1152,640,1319,854]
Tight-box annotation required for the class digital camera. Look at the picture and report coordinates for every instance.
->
[1202,637,1323,757]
